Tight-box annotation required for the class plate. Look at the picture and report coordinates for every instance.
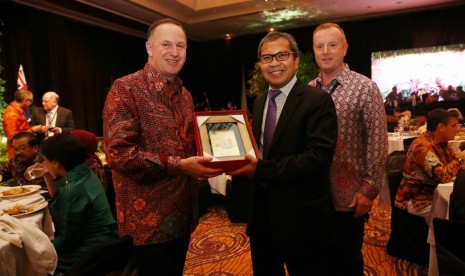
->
[0,185,42,198]
[12,201,48,217]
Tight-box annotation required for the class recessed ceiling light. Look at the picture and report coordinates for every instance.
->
[225,33,232,40]
[269,28,275,32]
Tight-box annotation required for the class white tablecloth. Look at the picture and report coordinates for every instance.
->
[388,134,465,154]
[0,193,55,276]
[427,182,454,276]
[388,134,418,154]
[207,174,231,196]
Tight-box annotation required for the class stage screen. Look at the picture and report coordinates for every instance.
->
[371,44,465,99]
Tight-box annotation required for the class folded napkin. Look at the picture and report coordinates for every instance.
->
[0,214,57,274]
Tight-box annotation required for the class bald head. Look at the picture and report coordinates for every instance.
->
[42,91,59,111]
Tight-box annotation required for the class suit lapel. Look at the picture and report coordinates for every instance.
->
[252,94,267,140]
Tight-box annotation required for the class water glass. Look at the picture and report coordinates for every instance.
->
[24,163,48,181]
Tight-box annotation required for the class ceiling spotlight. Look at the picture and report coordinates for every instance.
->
[225,33,232,40]
[269,28,275,32]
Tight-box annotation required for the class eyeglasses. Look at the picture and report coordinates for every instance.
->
[12,145,31,153]
[258,51,294,64]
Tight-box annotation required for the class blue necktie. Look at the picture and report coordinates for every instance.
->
[263,89,281,158]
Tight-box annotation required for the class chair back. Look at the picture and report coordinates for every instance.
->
[433,218,465,275]
[450,170,465,221]
[63,235,133,276]
[386,151,407,206]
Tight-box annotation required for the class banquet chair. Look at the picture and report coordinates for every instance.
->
[63,235,134,276]
[433,218,465,275]
[385,150,407,207]
[402,137,416,152]
[386,150,429,267]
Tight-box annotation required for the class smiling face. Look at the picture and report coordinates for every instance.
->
[145,23,187,82]
[313,26,348,82]
[259,37,299,89]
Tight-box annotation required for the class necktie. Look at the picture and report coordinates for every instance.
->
[46,112,53,126]
[262,89,281,158]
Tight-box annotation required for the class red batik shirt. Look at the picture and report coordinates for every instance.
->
[103,63,197,245]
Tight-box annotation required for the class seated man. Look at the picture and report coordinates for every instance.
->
[0,132,44,186]
[395,108,465,218]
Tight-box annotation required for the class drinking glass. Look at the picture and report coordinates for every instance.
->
[24,163,48,181]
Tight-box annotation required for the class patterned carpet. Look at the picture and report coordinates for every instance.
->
[183,199,429,276]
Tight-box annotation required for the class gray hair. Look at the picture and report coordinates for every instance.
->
[43,91,60,103]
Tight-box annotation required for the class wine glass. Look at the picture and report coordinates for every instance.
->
[24,163,48,181]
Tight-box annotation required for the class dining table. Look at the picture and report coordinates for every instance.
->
[388,133,465,154]
[0,185,56,276]
[427,182,454,276]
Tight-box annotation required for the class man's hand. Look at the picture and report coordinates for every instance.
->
[31,125,43,133]
[348,192,374,218]
[228,154,258,178]
[180,156,223,179]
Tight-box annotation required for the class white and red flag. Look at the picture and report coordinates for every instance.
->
[17,64,28,89]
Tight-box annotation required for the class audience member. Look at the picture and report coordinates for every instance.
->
[230,31,338,275]
[385,86,403,107]
[69,129,107,191]
[41,133,118,273]
[440,85,458,101]
[447,108,464,124]
[395,109,465,218]
[102,18,222,276]
[30,91,75,138]
[309,22,388,276]
[0,132,43,186]
[456,86,465,101]
[2,89,42,159]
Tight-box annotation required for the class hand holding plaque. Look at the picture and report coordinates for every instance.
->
[194,110,259,172]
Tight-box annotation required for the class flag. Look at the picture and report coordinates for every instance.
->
[17,64,28,90]
[17,64,32,121]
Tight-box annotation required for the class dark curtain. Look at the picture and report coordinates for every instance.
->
[1,2,465,135]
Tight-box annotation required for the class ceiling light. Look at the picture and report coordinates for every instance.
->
[225,33,232,40]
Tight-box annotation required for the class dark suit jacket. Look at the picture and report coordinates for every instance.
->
[30,106,76,133]
[249,79,338,255]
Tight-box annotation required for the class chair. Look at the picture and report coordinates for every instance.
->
[63,235,134,276]
[387,207,430,266]
[450,170,465,221]
[433,218,465,275]
[403,137,416,152]
[385,150,429,267]
[385,150,407,207]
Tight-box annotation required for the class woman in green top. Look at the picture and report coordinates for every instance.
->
[41,133,118,273]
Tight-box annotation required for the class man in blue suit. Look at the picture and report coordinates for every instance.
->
[230,31,338,275]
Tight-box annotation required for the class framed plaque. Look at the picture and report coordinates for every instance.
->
[194,110,259,172]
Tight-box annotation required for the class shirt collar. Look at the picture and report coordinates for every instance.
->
[48,105,58,114]
[268,75,297,97]
[144,63,183,95]
[316,63,350,88]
